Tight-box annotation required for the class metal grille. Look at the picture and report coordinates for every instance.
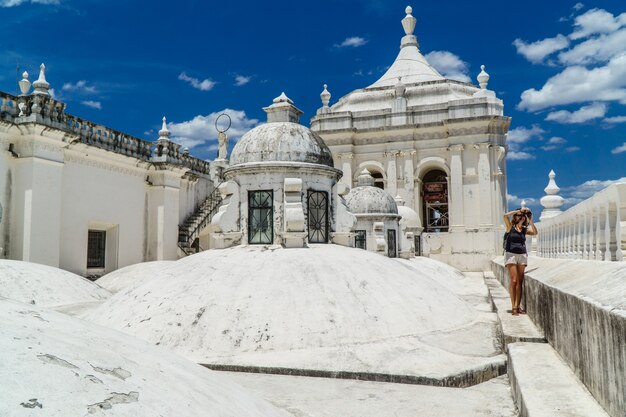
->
[248,190,273,244]
[307,190,328,243]
[355,230,366,250]
[387,229,397,258]
[87,230,106,268]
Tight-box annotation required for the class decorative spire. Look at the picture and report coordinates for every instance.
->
[477,64,489,90]
[18,71,31,95]
[273,92,293,104]
[320,84,331,108]
[158,116,170,141]
[521,199,527,209]
[402,6,416,35]
[32,63,50,96]
[540,169,565,221]
[400,6,419,49]
[357,169,375,187]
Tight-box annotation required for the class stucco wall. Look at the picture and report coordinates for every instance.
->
[492,257,625,417]
[0,145,12,258]
[60,158,147,276]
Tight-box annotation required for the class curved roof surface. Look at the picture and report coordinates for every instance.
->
[83,245,503,379]
[0,260,110,307]
[230,122,334,168]
[345,186,399,215]
[0,299,287,417]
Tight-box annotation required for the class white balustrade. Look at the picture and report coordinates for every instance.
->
[536,182,626,261]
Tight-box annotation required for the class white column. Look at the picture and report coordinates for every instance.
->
[403,150,416,212]
[339,153,353,188]
[477,143,492,227]
[385,151,398,197]
[449,144,464,229]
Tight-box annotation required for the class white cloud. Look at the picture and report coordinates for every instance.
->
[565,146,580,152]
[234,75,251,86]
[611,142,626,154]
[569,8,626,40]
[506,125,544,160]
[178,72,216,91]
[513,35,570,64]
[545,102,607,123]
[518,53,626,111]
[335,37,368,48]
[573,3,584,11]
[167,109,259,151]
[424,51,471,83]
[507,125,544,144]
[558,28,626,65]
[81,100,102,110]
[561,178,626,207]
[507,193,537,208]
[62,80,97,94]
[547,136,567,145]
[0,0,59,6]
[605,115,626,123]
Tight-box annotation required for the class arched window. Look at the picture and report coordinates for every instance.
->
[422,170,448,232]
[370,171,385,189]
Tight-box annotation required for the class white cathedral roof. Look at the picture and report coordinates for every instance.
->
[0,259,110,308]
[82,244,503,380]
[0,299,287,417]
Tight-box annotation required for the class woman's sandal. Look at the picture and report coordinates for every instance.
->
[512,308,519,316]
[518,307,527,314]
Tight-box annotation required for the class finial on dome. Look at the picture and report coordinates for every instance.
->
[273,92,293,104]
[395,195,405,206]
[540,169,565,220]
[477,64,489,90]
[158,116,170,139]
[320,84,331,107]
[521,199,527,209]
[357,169,376,187]
[264,91,303,123]
[402,6,416,36]
[32,63,51,96]
[18,71,31,95]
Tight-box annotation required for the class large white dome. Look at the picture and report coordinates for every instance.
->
[83,245,503,382]
[229,122,334,168]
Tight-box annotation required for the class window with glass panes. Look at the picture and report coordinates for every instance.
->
[87,230,106,268]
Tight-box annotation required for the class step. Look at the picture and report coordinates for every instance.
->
[508,343,610,417]
[484,273,545,346]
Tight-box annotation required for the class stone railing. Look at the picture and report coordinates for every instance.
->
[0,91,210,175]
[536,182,626,261]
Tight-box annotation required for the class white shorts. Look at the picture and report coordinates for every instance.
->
[505,252,528,266]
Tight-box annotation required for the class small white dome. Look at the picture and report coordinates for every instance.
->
[345,186,399,215]
[230,122,334,167]
[345,171,398,215]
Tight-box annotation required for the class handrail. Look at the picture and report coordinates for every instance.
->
[535,182,626,261]
[0,90,211,175]
[178,185,224,251]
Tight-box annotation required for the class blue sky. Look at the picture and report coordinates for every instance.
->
[1,0,625,214]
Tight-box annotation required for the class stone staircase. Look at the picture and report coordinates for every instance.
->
[178,186,223,255]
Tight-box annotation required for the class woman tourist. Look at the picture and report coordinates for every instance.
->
[504,208,538,316]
